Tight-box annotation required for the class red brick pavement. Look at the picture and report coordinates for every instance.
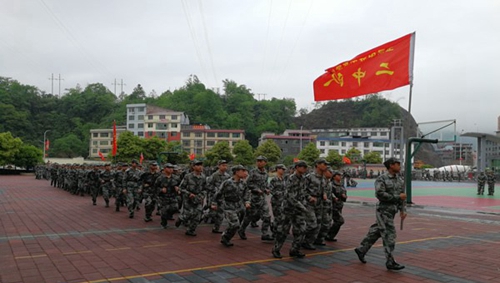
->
[1,175,500,283]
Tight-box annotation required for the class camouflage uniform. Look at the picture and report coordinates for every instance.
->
[269,173,286,237]
[302,171,325,248]
[141,169,160,221]
[239,168,272,239]
[213,176,251,245]
[99,168,114,207]
[155,171,181,228]
[315,176,333,245]
[124,166,142,218]
[114,167,126,211]
[272,170,308,257]
[88,168,101,205]
[327,179,347,241]
[487,172,496,195]
[206,169,231,232]
[356,171,405,267]
[477,172,487,195]
[178,171,207,235]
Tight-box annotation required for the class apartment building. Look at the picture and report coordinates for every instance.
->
[181,125,245,155]
[88,126,127,158]
[259,129,314,157]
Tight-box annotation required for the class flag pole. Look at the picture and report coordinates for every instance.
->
[408,82,413,114]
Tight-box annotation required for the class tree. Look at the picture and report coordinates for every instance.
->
[161,141,189,165]
[51,134,87,158]
[232,140,254,166]
[0,132,23,165]
[282,155,295,167]
[254,140,281,165]
[116,131,144,162]
[345,147,362,163]
[364,151,383,164]
[14,145,43,169]
[142,136,167,161]
[297,142,320,166]
[325,150,343,169]
[205,141,234,166]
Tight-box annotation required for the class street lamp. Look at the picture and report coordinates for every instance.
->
[43,130,50,163]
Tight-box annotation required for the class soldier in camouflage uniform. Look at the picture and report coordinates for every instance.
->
[99,163,114,207]
[269,164,287,239]
[477,171,487,195]
[124,160,142,218]
[238,156,273,241]
[141,162,161,222]
[302,159,328,250]
[212,165,251,247]
[206,160,231,233]
[155,163,181,228]
[354,158,407,270]
[314,167,333,246]
[114,163,127,211]
[272,161,309,259]
[326,170,347,242]
[176,159,207,236]
[88,165,101,205]
[487,171,496,196]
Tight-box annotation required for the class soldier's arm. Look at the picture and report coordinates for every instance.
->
[286,175,306,212]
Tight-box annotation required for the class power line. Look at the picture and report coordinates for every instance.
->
[198,0,218,85]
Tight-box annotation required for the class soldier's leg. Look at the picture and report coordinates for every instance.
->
[290,213,306,256]
[260,202,273,239]
[315,209,332,245]
[327,208,345,240]
[357,222,382,255]
[102,187,110,207]
[126,190,135,218]
[303,206,319,247]
[212,206,224,232]
[272,215,291,255]
[222,210,240,244]
[144,196,155,221]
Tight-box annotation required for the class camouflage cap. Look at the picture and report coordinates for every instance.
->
[383,157,401,169]
[131,159,138,164]
[231,164,247,173]
[256,155,268,162]
[193,159,203,165]
[275,164,286,170]
[315,158,330,165]
[164,163,175,168]
[218,160,228,165]
[295,160,308,168]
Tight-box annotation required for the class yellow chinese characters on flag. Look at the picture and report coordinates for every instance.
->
[314,33,415,101]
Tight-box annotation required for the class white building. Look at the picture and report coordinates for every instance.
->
[314,127,404,162]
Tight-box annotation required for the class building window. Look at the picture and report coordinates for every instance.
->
[195,132,203,138]
[373,142,383,147]
[320,149,325,154]
[341,142,346,147]
[171,132,177,137]
[385,143,390,147]
[101,149,109,153]
[341,149,346,154]
[183,132,190,137]
[93,133,98,137]
[138,132,144,137]
[101,133,109,138]
[159,115,166,120]
[99,141,108,145]
[138,107,145,112]
[232,141,238,146]
[171,123,178,128]
[129,115,134,120]
[148,131,154,137]
[138,115,144,120]
[148,115,153,120]
[371,132,377,136]
[380,132,388,136]
[92,149,97,153]
[128,124,134,129]
[364,142,370,147]
[207,141,215,146]
[352,142,358,147]
[207,132,215,138]
[217,132,230,138]
[319,141,325,146]
[159,132,166,138]
[364,150,370,155]
[329,141,338,146]
[171,115,178,120]
[232,133,240,138]
[182,140,190,147]
[128,107,134,112]
[138,123,144,129]
[92,141,98,145]
[148,123,153,128]
[195,148,203,155]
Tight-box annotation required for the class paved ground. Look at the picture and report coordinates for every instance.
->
[1,175,500,283]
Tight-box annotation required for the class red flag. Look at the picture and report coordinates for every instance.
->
[189,153,195,160]
[45,139,50,151]
[293,158,299,163]
[112,120,117,156]
[343,156,351,164]
[140,153,144,164]
[98,151,106,161]
[314,33,415,101]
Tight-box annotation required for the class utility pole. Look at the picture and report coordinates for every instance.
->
[48,73,55,95]
[54,74,64,96]
[112,79,118,95]
[118,79,126,95]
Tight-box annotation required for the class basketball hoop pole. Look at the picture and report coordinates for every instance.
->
[404,137,438,204]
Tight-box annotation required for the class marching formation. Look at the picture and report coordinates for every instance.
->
[38,156,407,270]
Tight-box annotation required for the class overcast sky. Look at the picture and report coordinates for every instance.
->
[1,0,499,134]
